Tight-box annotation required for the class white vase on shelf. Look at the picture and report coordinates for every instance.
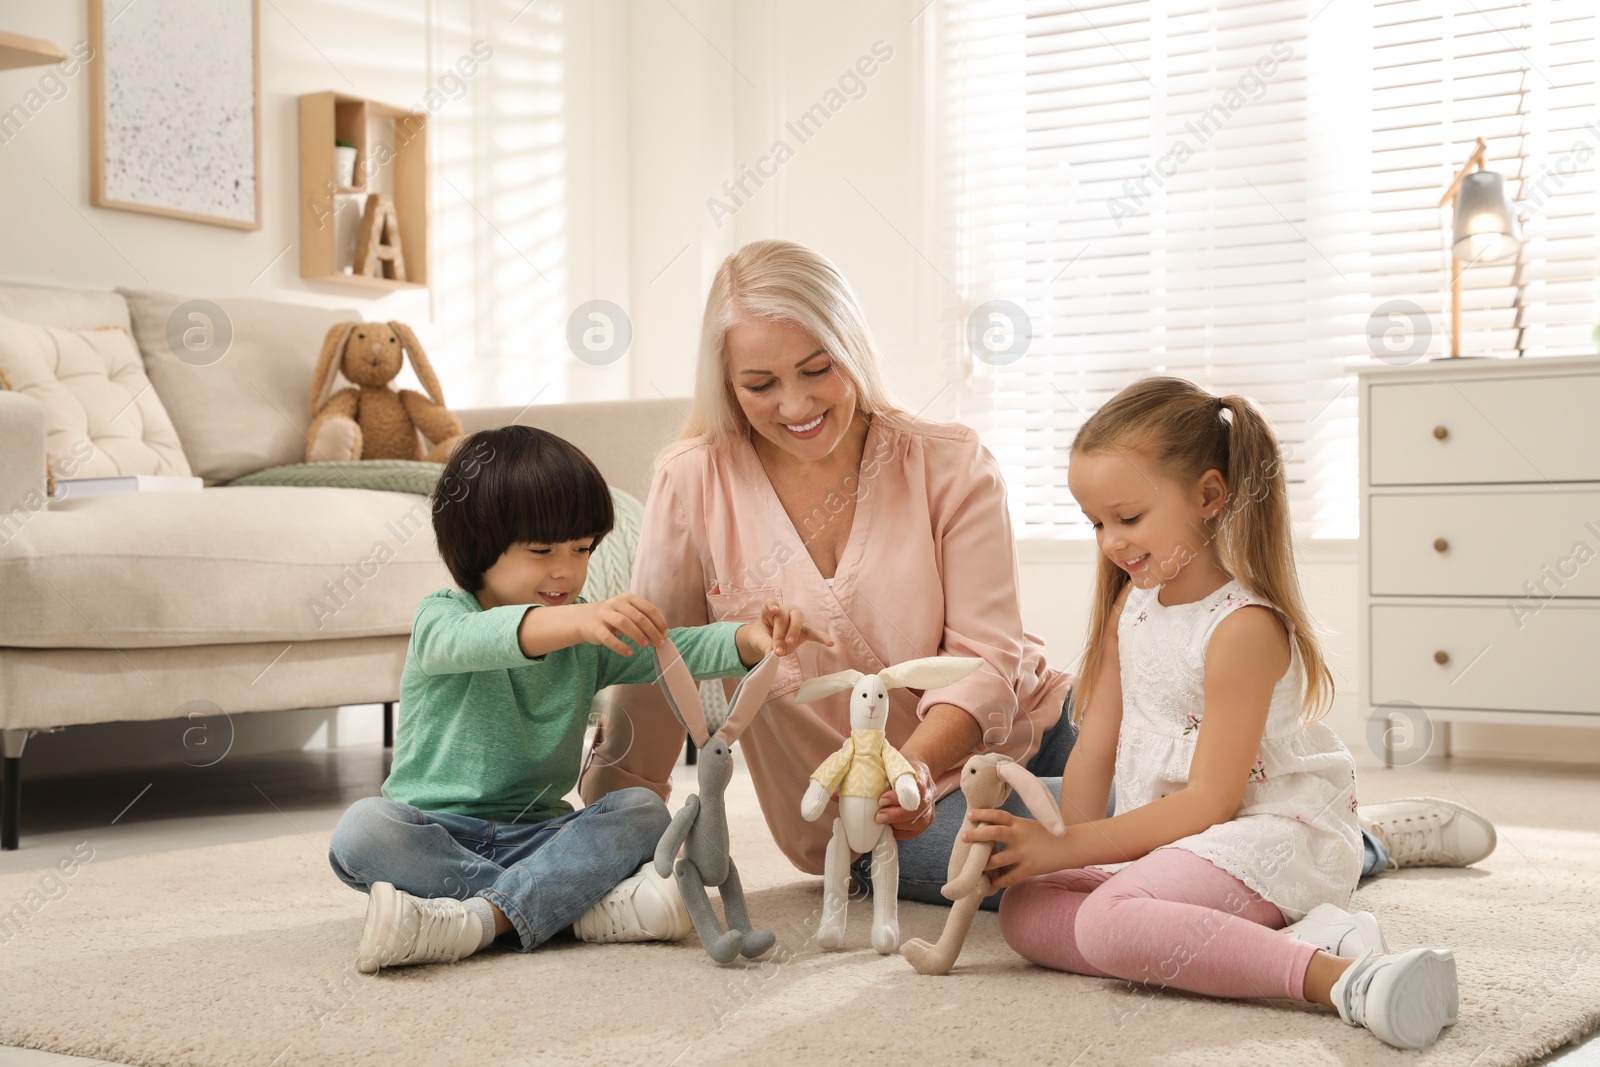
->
[333,146,358,190]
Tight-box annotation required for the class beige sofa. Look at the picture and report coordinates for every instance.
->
[0,282,686,850]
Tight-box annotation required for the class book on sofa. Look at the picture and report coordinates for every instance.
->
[50,474,204,500]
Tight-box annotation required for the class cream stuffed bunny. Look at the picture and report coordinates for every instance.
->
[900,753,1064,975]
[797,656,984,955]
[306,321,461,463]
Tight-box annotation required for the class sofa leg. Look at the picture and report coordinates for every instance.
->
[684,733,696,766]
[2,758,17,851]
[2,730,29,852]
[383,702,394,749]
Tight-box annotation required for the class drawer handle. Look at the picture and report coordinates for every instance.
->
[1433,538,1449,553]
[1434,650,1450,665]
[1433,425,1449,441]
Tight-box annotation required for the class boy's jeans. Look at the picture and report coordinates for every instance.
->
[328,787,668,950]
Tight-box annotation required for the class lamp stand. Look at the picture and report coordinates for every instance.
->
[1439,137,1490,358]
[1449,257,1462,358]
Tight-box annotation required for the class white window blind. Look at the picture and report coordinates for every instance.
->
[429,0,571,408]
[1371,0,1600,361]
[940,0,1600,539]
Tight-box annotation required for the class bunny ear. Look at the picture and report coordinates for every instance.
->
[310,323,356,415]
[997,760,1066,836]
[653,637,709,748]
[878,656,985,692]
[794,669,863,705]
[390,321,447,405]
[715,651,780,743]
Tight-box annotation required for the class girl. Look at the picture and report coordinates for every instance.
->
[967,377,1459,1050]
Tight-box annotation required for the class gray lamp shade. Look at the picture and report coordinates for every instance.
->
[1452,169,1521,262]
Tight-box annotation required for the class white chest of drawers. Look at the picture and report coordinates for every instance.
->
[1358,354,1600,765]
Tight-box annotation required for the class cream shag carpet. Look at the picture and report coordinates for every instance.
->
[2,771,1597,1067]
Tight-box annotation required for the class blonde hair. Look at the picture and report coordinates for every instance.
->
[677,239,903,452]
[1071,376,1334,724]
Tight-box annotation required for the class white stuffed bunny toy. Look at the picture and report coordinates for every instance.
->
[796,656,984,954]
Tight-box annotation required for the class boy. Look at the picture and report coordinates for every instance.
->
[327,425,829,971]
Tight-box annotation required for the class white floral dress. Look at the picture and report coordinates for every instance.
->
[1112,580,1361,921]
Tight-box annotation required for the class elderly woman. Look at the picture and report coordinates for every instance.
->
[578,239,1075,912]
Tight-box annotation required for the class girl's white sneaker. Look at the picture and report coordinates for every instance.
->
[1285,902,1388,957]
[1331,947,1459,1049]
[356,881,482,973]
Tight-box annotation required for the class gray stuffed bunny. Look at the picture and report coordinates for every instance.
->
[651,638,781,964]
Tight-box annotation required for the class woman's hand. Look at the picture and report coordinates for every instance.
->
[965,808,1077,890]
[878,703,983,840]
[875,758,937,840]
[738,598,835,664]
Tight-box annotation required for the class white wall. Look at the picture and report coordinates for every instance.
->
[0,0,930,410]
[4,0,1593,773]
[0,0,635,408]
[620,0,952,418]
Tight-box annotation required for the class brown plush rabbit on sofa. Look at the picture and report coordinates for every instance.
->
[306,321,462,463]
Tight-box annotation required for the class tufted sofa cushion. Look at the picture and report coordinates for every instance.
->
[0,313,190,481]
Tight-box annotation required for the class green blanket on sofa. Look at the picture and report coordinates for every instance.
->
[228,461,645,601]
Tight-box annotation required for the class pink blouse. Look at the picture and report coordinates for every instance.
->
[579,410,1070,874]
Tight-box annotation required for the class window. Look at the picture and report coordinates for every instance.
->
[1370,0,1600,363]
[429,0,570,408]
[940,0,1600,538]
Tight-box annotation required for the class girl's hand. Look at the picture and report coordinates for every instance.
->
[571,593,669,656]
[750,598,835,658]
[965,808,1076,890]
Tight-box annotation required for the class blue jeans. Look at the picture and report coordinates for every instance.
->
[1362,826,1389,878]
[856,690,1391,909]
[327,787,669,950]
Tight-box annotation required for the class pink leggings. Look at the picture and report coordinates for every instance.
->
[998,848,1317,1001]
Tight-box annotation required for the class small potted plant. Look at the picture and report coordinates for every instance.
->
[334,138,358,190]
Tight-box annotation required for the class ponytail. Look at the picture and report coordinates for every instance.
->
[1216,395,1335,721]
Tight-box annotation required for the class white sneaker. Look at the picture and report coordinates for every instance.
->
[1331,947,1459,1050]
[1285,903,1388,957]
[356,881,482,974]
[1360,797,1496,869]
[572,863,694,944]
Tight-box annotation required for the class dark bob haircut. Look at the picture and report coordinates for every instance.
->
[431,425,614,593]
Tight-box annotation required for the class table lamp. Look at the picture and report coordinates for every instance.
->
[1438,136,1521,357]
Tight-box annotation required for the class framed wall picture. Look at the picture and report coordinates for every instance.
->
[88,0,262,230]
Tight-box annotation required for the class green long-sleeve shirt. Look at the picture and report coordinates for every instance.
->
[381,589,751,824]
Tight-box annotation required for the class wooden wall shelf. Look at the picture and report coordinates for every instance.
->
[316,273,427,293]
[298,91,428,292]
[0,30,67,70]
